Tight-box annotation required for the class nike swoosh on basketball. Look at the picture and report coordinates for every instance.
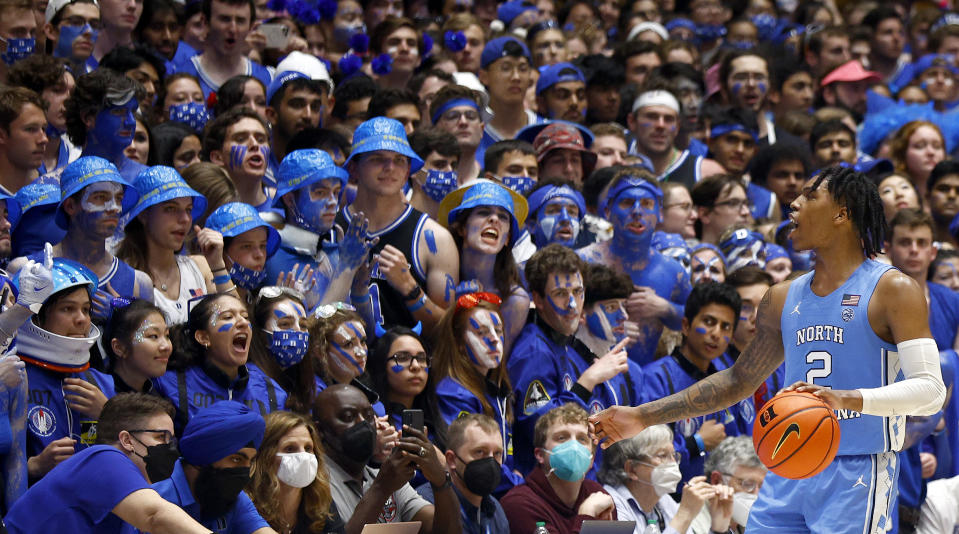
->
[771,422,801,460]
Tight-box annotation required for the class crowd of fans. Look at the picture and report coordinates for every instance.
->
[0,0,952,531]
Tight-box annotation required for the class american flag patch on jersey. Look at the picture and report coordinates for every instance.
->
[841,294,860,306]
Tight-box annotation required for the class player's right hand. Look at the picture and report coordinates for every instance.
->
[698,419,726,451]
[589,405,645,449]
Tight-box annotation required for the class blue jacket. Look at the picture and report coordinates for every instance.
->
[153,361,286,434]
[417,481,510,534]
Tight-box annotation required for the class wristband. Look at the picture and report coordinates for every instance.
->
[213,274,231,285]
[693,433,706,456]
[407,295,427,312]
[403,285,423,302]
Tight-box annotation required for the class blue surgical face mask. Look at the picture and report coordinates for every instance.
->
[229,260,268,290]
[0,37,34,65]
[265,329,309,368]
[534,201,581,248]
[168,101,211,133]
[500,175,536,196]
[421,169,457,202]
[291,179,340,234]
[546,439,592,481]
[585,300,628,342]
[53,24,96,59]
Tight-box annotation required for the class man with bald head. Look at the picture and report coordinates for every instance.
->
[313,384,462,534]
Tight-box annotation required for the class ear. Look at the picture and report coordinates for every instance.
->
[533,446,547,467]
[833,205,848,225]
[209,148,225,166]
[626,111,637,133]
[767,88,780,106]
[265,106,278,125]
[0,126,8,146]
[478,68,489,87]
[535,95,547,115]
[44,22,59,42]
[82,111,96,131]
[194,328,210,348]
[624,459,639,481]
[530,290,545,312]
[708,470,723,485]
[697,206,711,226]
[117,430,136,453]
[62,196,80,218]
[110,337,127,359]
[444,449,457,469]
[822,85,835,106]
[681,316,690,337]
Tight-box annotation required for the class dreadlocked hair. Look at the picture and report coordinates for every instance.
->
[812,165,887,258]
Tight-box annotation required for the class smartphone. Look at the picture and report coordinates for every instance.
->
[260,23,290,49]
[402,409,424,437]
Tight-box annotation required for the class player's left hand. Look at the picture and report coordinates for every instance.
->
[783,381,862,412]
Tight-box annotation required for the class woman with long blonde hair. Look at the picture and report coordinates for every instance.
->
[248,411,344,533]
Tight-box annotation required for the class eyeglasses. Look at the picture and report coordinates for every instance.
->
[439,109,481,123]
[664,202,693,212]
[314,301,356,319]
[129,429,177,446]
[256,286,305,307]
[721,472,762,493]
[61,16,102,30]
[389,351,432,368]
[643,451,682,464]
[456,292,502,311]
[713,198,750,211]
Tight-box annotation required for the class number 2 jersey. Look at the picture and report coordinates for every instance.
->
[780,259,903,456]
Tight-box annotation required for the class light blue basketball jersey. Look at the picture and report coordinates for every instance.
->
[780,259,904,456]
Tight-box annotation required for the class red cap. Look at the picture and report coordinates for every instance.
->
[821,60,882,87]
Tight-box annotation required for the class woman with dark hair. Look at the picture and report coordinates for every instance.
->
[214,75,268,120]
[438,180,530,354]
[429,292,523,494]
[157,73,210,132]
[248,411,345,533]
[123,113,153,165]
[154,293,287,433]
[249,287,315,413]
[149,121,202,170]
[367,325,446,446]
[90,299,171,394]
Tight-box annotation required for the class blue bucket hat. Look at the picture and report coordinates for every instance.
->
[274,149,348,207]
[497,0,536,26]
[205,202,280,255]
[481,36,532,69]
[126,166,207,225]
[438,179,528,246]
[536,62,585,95]
[55,156,139,230]
[15,182,60,215]
[0,191,21,230]
[345,117,424,173]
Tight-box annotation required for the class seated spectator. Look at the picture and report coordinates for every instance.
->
[152,400,273,532]
[154,293,287,433]
[248,410,346,533]
[312,384,463,534]
[416,413,510,534]
[91,299,171,394]
[598,424,734,534]
[501,403,616,533]
[5,393,211,533]
[701,436,767,532]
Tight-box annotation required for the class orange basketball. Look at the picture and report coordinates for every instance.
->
[752,391,840,479]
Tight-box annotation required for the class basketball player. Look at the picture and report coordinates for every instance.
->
[590,166,946,532]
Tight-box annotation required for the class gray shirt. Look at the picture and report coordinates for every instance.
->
[325,454,432,524]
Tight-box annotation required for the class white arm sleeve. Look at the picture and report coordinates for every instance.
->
[858,338,946,417]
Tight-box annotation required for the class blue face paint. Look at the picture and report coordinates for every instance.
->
[54,24,95,59]
[609,187,659,253]
[229,146,247,170]
[444,274,455,303]
[291,178,339,234]
[534,201,581,248]
[87,98,138,160]
[424,229,437,254]
[758,82,767,95]
[585,301,628,342]
[731,83,743,96]
[273,309,288,318]
[217,322,234,332]
[694,326,707,335]
[0,37,34,65]
[421,170,458,202]
[463,309,504,369]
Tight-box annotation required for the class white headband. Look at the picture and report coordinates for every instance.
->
[632,90,681,113]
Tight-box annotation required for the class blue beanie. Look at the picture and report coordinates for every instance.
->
[180,401,265,466]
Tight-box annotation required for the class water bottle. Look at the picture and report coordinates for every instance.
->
[533,521,549,534]
[643,517,662,534]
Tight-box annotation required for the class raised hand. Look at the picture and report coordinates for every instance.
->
[17,242,54,313]
[339,212,377,272]
[589,405,645,449]
[194,226,225,270]
[91,282,121,322]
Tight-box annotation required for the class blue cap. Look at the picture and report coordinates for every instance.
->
[764,243,789,262]
[599,175,663,216]
[345,117,424,173]
[14,256,98,300]
[15,182,60,214]
[0,191,21,231]
[481,36,531,69]
[55,156,139,230]
[205,202,280,255]
[651,231,688,251]
[438,179,528,246]
[497,0,536,26]
[126,166,207,225]
[274,149,348,206]
[180,401,265,466]
[536,62,585,95]
[527,184,585,223]
[266,70,309,105]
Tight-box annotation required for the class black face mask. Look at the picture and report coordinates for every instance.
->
[337,421,376,464]
[133,439,180,482]
[193,466,251,521]
[456,454,501,497]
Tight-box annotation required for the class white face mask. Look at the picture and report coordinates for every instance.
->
[731,491,758,526]
[642,461,682,497]
[276,452,318,488]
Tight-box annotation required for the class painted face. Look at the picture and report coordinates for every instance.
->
[723,230,766,272]
[933,258,959,291]
[537,272,585,336]
[264,299,307,333]
[327,321,368,378]
[764,256,792,284]
[462,308,504,371]
[203,296,252,370]
[225,227,268,271]
[660,246,691,275]
[585,298,628,342]
[385,335,428,399]
[76,181,124,237]
[691,248,725,284]
[127,311,172,379]
[608,186,659,247]
[290,178,341,234]
[534,197,581,247]
[89,97,138,158]
[462,205,510,255]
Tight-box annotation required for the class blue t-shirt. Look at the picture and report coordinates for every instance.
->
[928,281,959,351]
[150,459,269,534]
[172,55,273,99]
[5,445,147,533]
